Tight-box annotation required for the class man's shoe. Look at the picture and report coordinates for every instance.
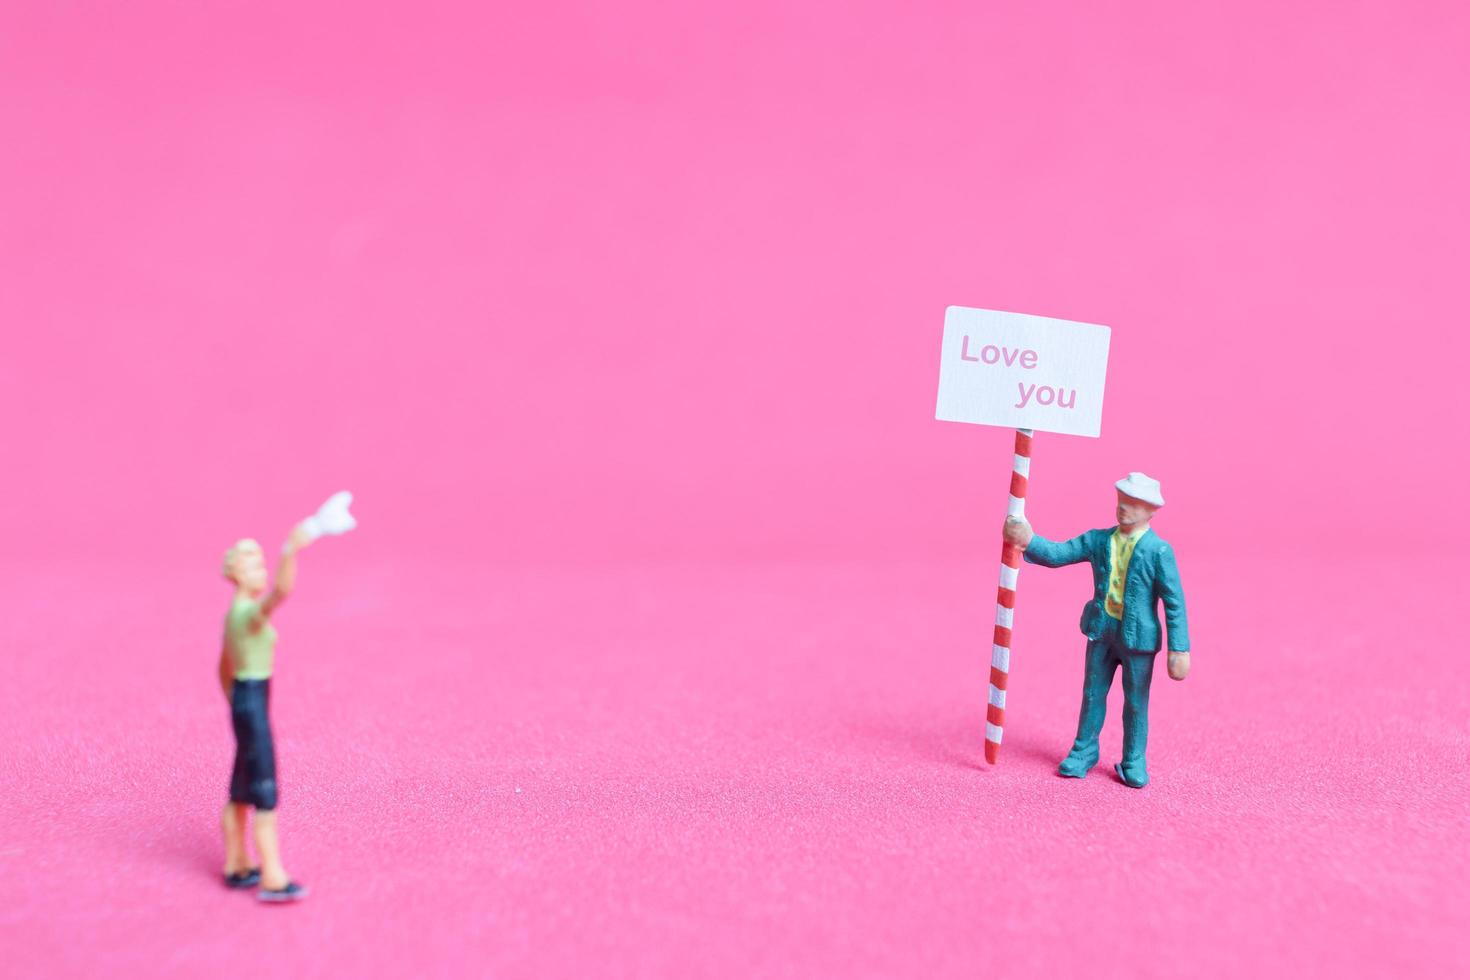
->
[223,868,261,889]
[258,881,309,903]
[1114,762,1149,788]
[1057,752,1097,778]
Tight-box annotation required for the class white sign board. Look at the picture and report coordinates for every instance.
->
[935,307,1111,438]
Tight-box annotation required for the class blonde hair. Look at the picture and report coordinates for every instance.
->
[221,538,263,581]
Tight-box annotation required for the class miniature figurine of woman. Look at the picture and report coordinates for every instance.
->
[218,526,312,902]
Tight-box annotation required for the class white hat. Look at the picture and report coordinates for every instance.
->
[1115,472,1165,507]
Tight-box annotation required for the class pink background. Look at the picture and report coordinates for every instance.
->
[2,2,1467,977]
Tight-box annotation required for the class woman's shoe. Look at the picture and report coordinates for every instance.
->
[223,868,262,889]
[258,881,309,903]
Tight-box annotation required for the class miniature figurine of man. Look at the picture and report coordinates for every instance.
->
[1002,472,1190,788]
[218,526,313,902]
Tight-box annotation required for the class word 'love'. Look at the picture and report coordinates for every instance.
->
[960,336,1038,369]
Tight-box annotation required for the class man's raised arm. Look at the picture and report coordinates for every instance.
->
[1004,518,1092,567]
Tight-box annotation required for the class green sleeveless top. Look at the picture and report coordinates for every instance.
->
[224,596,277,680]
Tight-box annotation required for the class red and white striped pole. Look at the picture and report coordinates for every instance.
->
[985,428,1033,764]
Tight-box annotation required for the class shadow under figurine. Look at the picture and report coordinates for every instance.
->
[217,491,356,902]
[1002,472,1190,788]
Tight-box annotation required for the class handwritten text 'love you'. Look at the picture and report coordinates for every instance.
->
[959,335,1077,410]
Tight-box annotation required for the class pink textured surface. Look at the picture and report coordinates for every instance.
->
[4,557,1468,976]
[3,1,1469,976]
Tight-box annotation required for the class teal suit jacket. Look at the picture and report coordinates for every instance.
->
[1024,527,1190,654]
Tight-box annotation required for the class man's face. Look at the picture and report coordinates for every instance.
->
[1115,491,1157,529]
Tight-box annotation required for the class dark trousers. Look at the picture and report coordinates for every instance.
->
[230,679,279,810]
